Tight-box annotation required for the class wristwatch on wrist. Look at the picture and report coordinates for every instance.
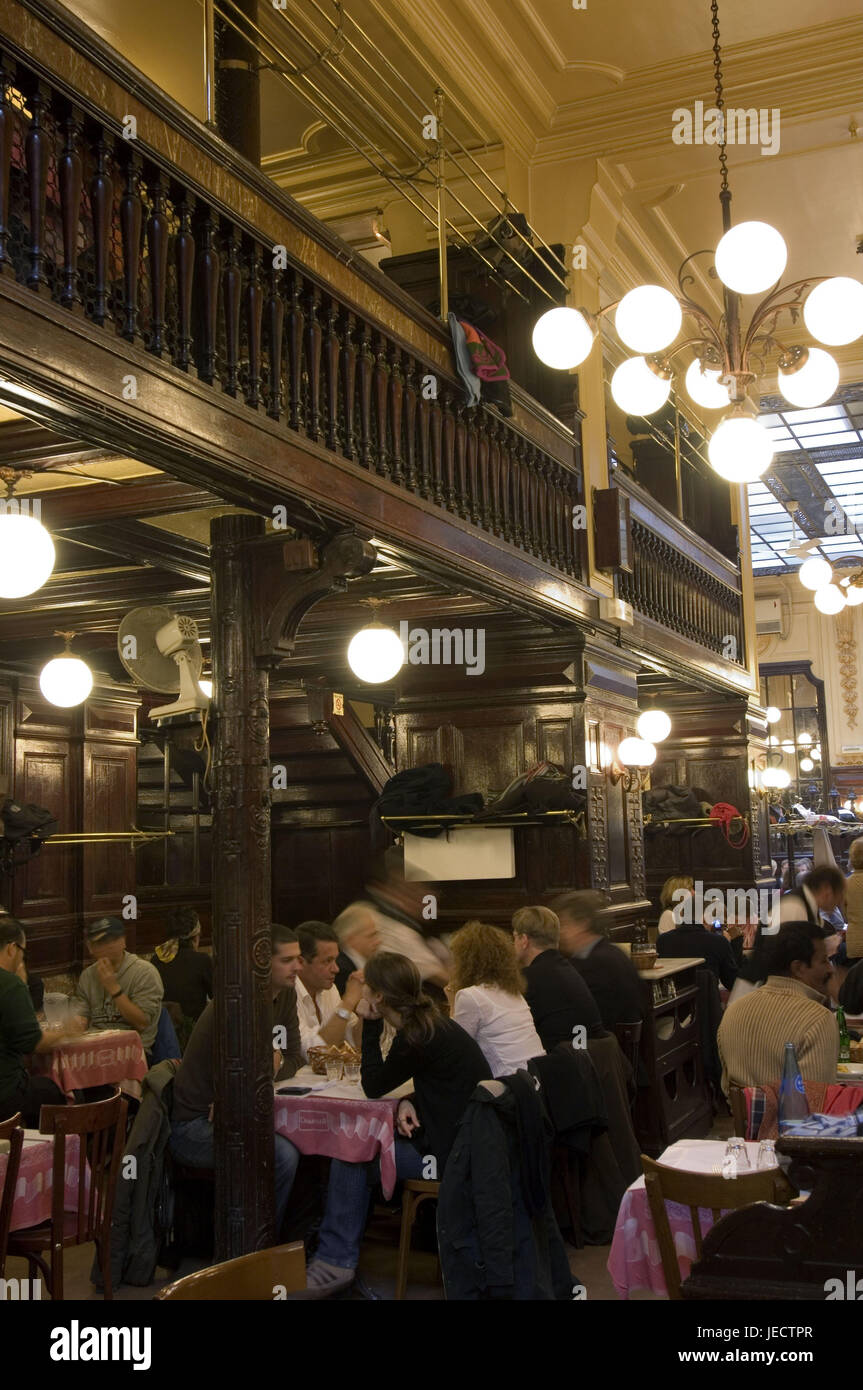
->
[336,1007,351,1021]
[111,989,123,1000]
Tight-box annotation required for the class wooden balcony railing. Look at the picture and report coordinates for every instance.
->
[612,470,746,666]
[0,21,582,584]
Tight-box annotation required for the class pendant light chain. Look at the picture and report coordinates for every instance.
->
[711,0,731,219]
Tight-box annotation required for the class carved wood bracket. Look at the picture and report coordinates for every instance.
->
[253,530,376,666]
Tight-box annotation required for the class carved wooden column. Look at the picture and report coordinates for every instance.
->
[210,512,274,1259]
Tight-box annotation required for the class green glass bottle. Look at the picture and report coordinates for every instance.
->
[837,1004,851,1064]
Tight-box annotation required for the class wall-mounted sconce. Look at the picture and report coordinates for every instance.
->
[756,763,792,797]
[610,736,656,791]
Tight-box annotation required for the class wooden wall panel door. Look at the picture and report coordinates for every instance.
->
[82,742,137,938]
[13,739,77,966]
[272,824,370,925]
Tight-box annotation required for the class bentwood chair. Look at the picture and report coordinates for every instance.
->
[641,1154,786,1299]
[395,1179,441,1300]
[728,1083,749,1138]
[7,1090,127,1300]
[0,1112,24,1278]
[155,1242,306,1299]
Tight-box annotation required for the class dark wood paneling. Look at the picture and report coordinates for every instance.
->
[13,737,76,923]
[82,740,137,931]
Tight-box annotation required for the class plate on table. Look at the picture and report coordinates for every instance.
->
[836,1063,863,1075]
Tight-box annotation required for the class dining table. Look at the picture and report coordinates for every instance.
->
[607,1138,771,1299]
[0,1129,89,1232]
[273,1066,411,1198]
[29,1028,149,1098]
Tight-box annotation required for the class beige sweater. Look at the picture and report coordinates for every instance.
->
[717,975,838,1094]
[845,871,863,960]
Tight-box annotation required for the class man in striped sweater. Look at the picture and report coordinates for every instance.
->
[717,923,838,1093]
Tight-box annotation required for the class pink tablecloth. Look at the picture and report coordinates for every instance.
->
[0,1133,89,1232]
[274,1090,398,1198]
[607,1139,762,1298]
[31,1030,148,1096]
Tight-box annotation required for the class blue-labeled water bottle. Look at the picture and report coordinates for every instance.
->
[778,1041,809,1133]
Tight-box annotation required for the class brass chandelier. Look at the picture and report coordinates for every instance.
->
[532,0,863,485]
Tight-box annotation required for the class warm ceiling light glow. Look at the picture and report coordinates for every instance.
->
[610,357,672,416]
[714,221,787,295]
[684,360,731,410]
[761,766,791,790]
[845,584,863,607]
[798,732,813,746]
[781,740,795,754]
[617,736,657,768]
[39,653,93,708]
[799,756,815,772]
[708,413,774,482]
[0,512,55,597]
[799,556,833,591]
[813,584,847,615]
[778,347,839,409]
[804,277,863,346]
[346,622,405,684]
[636,709,672,743]
[765,706,781,724]
[614,286,682,354]
[532,307,595,369]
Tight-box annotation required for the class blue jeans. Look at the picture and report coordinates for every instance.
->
[315,1138,426,1270]
[170,1116,300,1230]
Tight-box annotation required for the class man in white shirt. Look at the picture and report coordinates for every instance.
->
[768,866,845,934]
[295,921,362,1059]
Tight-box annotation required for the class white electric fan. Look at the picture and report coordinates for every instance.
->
[117,605,209,719]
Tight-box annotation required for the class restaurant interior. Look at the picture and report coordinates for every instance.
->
[0,0,862,1317]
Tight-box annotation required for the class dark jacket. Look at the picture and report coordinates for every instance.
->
[570,938,644,1031]
[152,946,213,1022]
[656,924,740,991]
[437,1075,573,1300]
[95,1059,179,1289]
[361,1015,490,1172]
[523,949,604,1052]
[273,987,303,1081]
[335,949,359,997]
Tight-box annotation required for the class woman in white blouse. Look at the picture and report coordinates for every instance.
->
[449,920,544,1077]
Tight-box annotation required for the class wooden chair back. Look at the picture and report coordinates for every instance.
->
[729,1083,749,1138]
[641,1154,783,1300]
[155,1242,306,1299]
[0,1112,24,1278]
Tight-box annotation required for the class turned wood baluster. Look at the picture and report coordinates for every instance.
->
[388,345,404,485]
[57,105,83,309]
[0,55,16,277]
[264,266,285,420]
[402,358,418,490]
[340,310,357,458]
[118,150,143,341]
[499,430,513,542]
[429,394,443,505]
[527,447,541,556]
[305,284,322,439]
[477,426,490,530]
[372,331,390,477]
[536,457,550,563]
[194,207,220,384]
[519,444,532,550]
[222,228,242,397]
[24,81,50,293]
[88,131,113,327]
[356,320,374,467]
[323,296,340,450]
[417,381,432,499]
[286,269,305,431]
[145,169,169,356]
[489,424,502,535]
[454,403,468,516]
[466,416,479,525]
[244,244,263,409]
[441,390,457,509]
[563,473,577,574]
[551,467,565,569]
[173,189,195,373]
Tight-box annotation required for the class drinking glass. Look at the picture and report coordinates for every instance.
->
[344,1062,361,1085]
[757,1139,778,1170]
[325,1059,343,1082]
[725,1137,750,1170]
[43,993,69,1027]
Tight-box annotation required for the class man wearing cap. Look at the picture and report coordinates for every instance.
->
[70,918,164,1054]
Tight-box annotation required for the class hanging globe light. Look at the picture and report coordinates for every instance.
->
[636,709,672,743]
[0,508,56,598]
[798,556,833,591]
[39,632,93,708]
[798,732,813,746]
[347,621,405,683]
[614,286,682,354]
[617,736,657,767]
[812,746,821,761]
[707,409,774,482]
[813,584,846,615]
[778,347,839,409]
[799,756,815,772]
[845,583,863,607]
[684,360,731,410]
[714,221,787,295]
[771,768,792,790]
[610,357,672,416]
[803,277,863,347]
[532,307,595,369]
[765,706,781,724]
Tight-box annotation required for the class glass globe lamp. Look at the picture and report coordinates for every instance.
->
[0,511,56,598]
[708,412,774,482]
[803,277,863,347]
[813,584,846,615]
[39,653,94,708]
[799,556,832,591]
[684,360,731,410]
[610,357,672,416]
[714,221,787,295]
[532,307,595,369]
[778,348,839,409]
[347,622,405,683]
[636,709,672,743]
[614,286,682,354]
[617,736,657,768]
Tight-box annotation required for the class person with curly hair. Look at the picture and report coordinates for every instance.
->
[449,920,544,1077]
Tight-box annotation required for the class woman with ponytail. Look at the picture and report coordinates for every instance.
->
[303,951,491,1296]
